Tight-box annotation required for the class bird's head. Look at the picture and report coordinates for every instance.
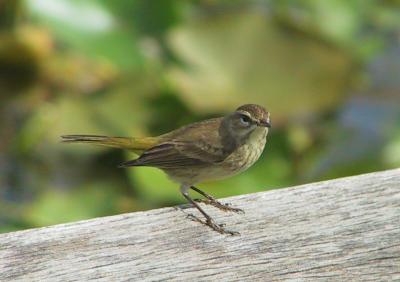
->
[224,104,271,142]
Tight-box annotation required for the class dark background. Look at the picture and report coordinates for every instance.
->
[1,0,399,233]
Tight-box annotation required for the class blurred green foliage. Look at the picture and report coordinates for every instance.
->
[1,0,399,233]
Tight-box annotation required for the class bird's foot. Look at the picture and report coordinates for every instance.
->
[186,214,240,236]
[195,198,245,214]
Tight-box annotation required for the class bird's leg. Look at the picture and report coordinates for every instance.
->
[180,185,239,235]
[191,186,244,214]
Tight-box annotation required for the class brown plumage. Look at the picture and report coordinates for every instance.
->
[62,104,271,235]
[120,118,232,169]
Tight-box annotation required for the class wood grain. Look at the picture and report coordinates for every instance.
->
[1,169,399,281]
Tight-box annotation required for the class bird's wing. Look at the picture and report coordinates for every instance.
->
[119,117,237,169]
[119,140,228,169]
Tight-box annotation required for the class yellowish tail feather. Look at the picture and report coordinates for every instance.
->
[61,135,158,153]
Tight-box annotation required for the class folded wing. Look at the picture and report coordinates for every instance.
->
[119,140,228,169]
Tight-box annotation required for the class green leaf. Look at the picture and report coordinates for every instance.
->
[27,0,143,69]
[167,12,352,121]
[26,181,121,226]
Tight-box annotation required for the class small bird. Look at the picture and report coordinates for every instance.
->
[62,104,271,235]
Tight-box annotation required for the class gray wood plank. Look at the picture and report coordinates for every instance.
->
[1,169,399,281]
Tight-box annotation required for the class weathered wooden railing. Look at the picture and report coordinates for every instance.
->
[1,169,399,281]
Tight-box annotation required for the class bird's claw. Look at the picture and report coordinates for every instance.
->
[186,214,239,236]
[196,198,245,214]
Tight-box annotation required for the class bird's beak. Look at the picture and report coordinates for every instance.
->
[258,118,271,128]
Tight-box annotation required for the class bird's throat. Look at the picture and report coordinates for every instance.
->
[247,126,268,145]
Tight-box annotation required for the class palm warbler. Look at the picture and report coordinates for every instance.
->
[62,104,271,235]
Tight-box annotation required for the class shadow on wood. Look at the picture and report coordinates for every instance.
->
[1,169,399,281]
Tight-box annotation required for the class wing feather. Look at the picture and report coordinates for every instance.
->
[119,117,236,169]
[119,141,227,169]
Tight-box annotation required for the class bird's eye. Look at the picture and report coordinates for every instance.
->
[240,115,251,126]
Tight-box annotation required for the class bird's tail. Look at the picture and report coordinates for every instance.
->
[61,134,158,152]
